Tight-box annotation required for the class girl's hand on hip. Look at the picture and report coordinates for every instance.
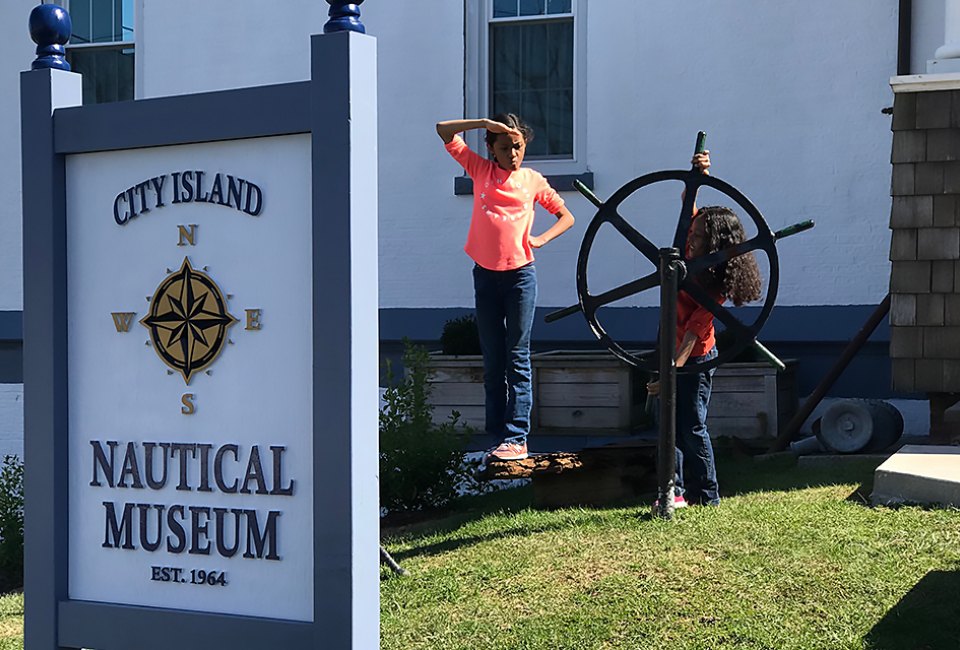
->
[528,235,547,249]
[646,380,660,396]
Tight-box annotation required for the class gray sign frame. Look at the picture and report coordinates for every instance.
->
[21,32,379,650]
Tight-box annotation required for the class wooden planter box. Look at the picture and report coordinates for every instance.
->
[425,354,486,429]
[531,350,648,432]
[708,360,799,440]
[424,352,798,441]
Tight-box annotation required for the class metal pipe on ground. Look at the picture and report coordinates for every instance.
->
[768,294,891,453]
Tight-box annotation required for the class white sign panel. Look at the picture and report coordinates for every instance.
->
[66,135,314,622]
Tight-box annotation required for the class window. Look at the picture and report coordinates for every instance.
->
[65,0,135,104]
[490,1,573,158]
[467,0,585,171]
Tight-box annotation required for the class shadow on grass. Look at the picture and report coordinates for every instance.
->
[864,569,960,649]
[385,487,646,562]
[383,485,533,557]
[390,514,592,563]
[716,450,881,499]
[382,448,888,562]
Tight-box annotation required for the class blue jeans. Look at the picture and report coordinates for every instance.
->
[473,263,537,442]
[675,346,720,505]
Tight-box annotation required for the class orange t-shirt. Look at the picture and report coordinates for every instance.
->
[445,135,565,271]
[676,289,723,357]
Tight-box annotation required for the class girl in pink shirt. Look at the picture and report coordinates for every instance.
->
[436,113,575,461]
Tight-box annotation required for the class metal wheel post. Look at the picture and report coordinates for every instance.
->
[655,247,682,520]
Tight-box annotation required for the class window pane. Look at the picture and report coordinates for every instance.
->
[545,89,573,155]
[520,23,548,88]
[122,0,134,40]
[70,0,92,44]
[547,0,571,14]
[547,22,574,87]
[493,0,517,18]
[520,91,547,156]
[492,91,522,121]
[68,46,134,104]
[519,0,545,16]
[91,0,116,42]
[490,18,573,157]
[492,34,521,92]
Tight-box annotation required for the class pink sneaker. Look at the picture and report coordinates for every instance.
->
[486,439,529,461]
[653,494,688,509]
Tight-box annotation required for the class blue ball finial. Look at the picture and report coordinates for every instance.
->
[29,3,72,71]
[324,0,365,34]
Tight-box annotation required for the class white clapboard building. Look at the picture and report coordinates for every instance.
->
[0,1,955,453]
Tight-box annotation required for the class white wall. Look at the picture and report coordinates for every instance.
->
[0,0,41,460]
[579,1,898,309]
[138,0,326,97]
[132,1,900,310]
[913,0,946,73]
[0,386,23,459]
[0,0,910,313]
[0,0,41,312]
[0,0,934,451]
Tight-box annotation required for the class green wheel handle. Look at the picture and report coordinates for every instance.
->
[694,131,707,156]
[774,220,815,240]
[573,179,603,208]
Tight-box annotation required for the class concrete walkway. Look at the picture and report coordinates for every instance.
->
[872,445,960,507]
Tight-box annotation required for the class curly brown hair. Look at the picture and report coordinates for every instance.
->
[694,206,762,306]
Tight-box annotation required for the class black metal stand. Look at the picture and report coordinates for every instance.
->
[654,248,682,520]
[380,545,408,576]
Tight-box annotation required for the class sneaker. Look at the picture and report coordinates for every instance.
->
[486,439,529,461]
[653,494,688,509]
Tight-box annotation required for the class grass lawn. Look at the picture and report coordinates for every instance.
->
[0,592,22,650]
[0,454,956,649]
[381,454,960,650]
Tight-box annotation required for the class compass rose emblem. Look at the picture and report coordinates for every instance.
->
[140,257,238,384]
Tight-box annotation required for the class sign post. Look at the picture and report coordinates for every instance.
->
[21,3,378,648]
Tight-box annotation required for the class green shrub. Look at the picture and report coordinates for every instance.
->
[440,315,481,355]
[0,456,23,589]
[380,341,480,512]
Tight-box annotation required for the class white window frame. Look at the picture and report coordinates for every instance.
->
[465,0,588,176]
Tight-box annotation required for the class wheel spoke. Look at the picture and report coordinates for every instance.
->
[672,177,701,250]
[606,210,660,264]
[681,281,754,339]
[584,271,660,312]
[685,234,767,276]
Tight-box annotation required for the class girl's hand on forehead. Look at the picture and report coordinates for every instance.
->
[692,151,711,175]
[484,119,522,138]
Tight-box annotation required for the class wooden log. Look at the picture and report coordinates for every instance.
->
[480,441,658,480]
[480,441,661,507]
[482,453,584,479]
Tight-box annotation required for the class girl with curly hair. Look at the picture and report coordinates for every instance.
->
[650,152,762,507]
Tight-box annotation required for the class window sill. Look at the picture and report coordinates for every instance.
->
[453,171,593,196]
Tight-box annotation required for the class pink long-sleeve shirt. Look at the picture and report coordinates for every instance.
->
[445,135,565,271]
